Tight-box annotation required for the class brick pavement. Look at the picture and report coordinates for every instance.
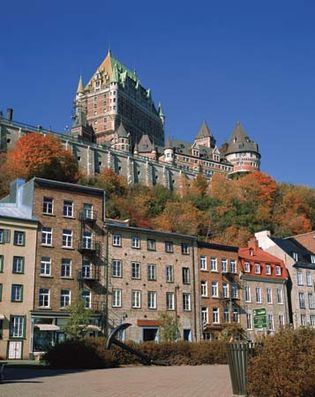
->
[0,365,235,397]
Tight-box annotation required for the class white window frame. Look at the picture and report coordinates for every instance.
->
[245,285,251,302]
[201,281,208,297]
[166,265,174,283]
[131,262,141,279]
[212,307,220,324]
[147,264,157,281]
[266,264,272,275]
[112,259,122,278]
[221,258,228,273]
[41,227,52,246]
[244,262,250,273]
[62,229,73,248]
[60,289,71,308]
[82,290,91,309]
[211,281,218,297]
[200,256,207,271]
[254,263,261,274]
[40,257,51,276]
[43,197,54,215]
[63,200,74,217]
[222,282,229,298]
[148,291,157,309]
[11,316,25,338]
[132,290,141,308]
[112,289,122,308]
[277,288,283,304]
[183,293,192,311]
[201,307,208,325]
[113,234,122,247]
[266,287,273,304]
[61,259,72,278]
[39,288,50,308]
[210,257,217,272]
[275,266,281,276]
[166,292,175,310]
[256,287,262,303]
[230,259,237,274]
[131,236,141,249]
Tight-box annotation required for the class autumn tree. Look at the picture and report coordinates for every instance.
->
[94,167,127,197]
[6,133,79,182]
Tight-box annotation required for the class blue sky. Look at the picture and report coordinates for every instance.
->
[1,0,314,187]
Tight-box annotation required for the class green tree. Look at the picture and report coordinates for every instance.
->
[158,312,180,342]
[63,300,92,340]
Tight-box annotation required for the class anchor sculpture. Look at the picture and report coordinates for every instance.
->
[106,323,167,366]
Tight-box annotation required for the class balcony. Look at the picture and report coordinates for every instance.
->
[78,268,99,281]
[80,210,97,223]
[78,240,101,255]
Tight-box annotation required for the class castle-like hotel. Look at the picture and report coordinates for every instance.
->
[0,50,261,188]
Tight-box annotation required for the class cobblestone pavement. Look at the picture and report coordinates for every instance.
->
[0,365,235,397]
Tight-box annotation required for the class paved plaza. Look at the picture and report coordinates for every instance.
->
[0,364,235,397]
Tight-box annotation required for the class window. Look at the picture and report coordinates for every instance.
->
[10,316,25,338]
[224,308,230,323]
[166,265,174,283]
[60,289,71,308]
[200,256,207,271]
[0,228,10,244]
[132,290,141,308]
[233,308,239,323]
[311,256,315,264]
[297,271,303,286]
[12,256,24,273]
[0,284,2,302]
[131,262,141,279]
[131,236,141,249]
[293,252,299,261]
[244,285,251,302]
[254,263,261,274]
[82,231,92,249]
[165,241,173,253]
[232,283,238,299]
[62,229,73,248]
[244,262,250,273]
[0,229,4,244]
[11,284,23,302]
[182,267,190,284]
[63,200,73,217]
[230,260,237,274]
[221,258,227,273]
[61,259,72,278]
[266,264,272,275]
[279,314,285,327]
[268,314,274,330]
[0,255,3,272]
[256,287,262,303]
[277,288,283,304]
[40,257,51,276]
[222,282,229,298]
[112,289,122,307]
[41,227,52,246]
[181,243,189,255]
[308,293,315,309]
[212,307,219,324]
[246,313,252,329]
[201,281,208,297]
[301,314,307,326]
[266,287,272,303]
[183,293,191,311]
[14,231,25,246]
[201,307,208,325]
[39,288,50,307]
[147,239,156,251]
[275,266,281,276]
[310,315,315,327]
[211,281,218,297]
[81,260,92,279]
[210,257,217,272]
[83,203,93,219]
[112,234,121,247]
[306,271,313,287]
[43,197,54,215]
[82,290,91,308]
[148,264,157,281]
[148,291,157,309]
[112,260,122,277]
[166,292,175,310]
[299,292,305,309]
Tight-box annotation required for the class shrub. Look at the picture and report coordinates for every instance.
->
[247,327,315,397]
[43,338,118,369]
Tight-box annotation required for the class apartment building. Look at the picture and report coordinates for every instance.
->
[290,231,315,254]
[105,221,199,342]
[197,241,240,340]
[256,231,315,328]
[239,237,289,339]
[0,180,38,359]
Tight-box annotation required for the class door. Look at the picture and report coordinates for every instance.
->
[143,328,159,342]
[8,341,22,359]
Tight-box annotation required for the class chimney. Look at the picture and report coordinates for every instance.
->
[7,108,13,121]
[248,237,259,251]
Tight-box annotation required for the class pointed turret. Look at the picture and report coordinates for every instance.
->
[116,121,129,138]
[225,121,259,154]
[194,121,216,148]
[76,75,84,95]
[111,122,130,152]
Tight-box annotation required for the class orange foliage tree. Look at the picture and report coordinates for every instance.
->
[7,133,79,182]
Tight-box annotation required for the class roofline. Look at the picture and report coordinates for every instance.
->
[285,231,315,239]
[240,274,288,284]
[197,241,238,252]
[0,215,38,224]
[32,177,105,195]
[105,222,196,240]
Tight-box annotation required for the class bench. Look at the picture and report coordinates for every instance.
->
[0,361,7,383]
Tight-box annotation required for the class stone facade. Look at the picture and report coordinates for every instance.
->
[197,242,241,340]
[239,237,289,340]
[0,181,38,359]
[106,222,200,342]
[291,231,315,253]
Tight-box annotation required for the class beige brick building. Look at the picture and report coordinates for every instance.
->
[290,231,315,254]
[105,222,200,342]
[0,180,38,359]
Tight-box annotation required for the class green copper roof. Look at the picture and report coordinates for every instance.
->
[110,53,138,84]
[76,75,84,94]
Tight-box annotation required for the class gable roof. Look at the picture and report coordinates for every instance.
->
[115,122,129,138]
[224,121,260,155]
[272,237,315,267]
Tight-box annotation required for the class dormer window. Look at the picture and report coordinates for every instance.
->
[275,266,281,276]
[249,248,254,256]
[254,263,261,274]
[292,252,299,261]
[311,255,315,264]
[265,264,272,275]
[244,262,250,272]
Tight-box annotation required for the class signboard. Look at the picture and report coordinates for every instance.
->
[253,308,267,329]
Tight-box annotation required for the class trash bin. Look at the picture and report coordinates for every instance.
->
[225,342,255,395]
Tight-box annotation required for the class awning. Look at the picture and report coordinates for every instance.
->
[0,314,5,320]
[35,324,60,331]
[86,325,101,332]
[137,320,160,327]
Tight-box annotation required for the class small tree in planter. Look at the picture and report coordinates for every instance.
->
[64,300,92,340]
[158,313,180,342]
